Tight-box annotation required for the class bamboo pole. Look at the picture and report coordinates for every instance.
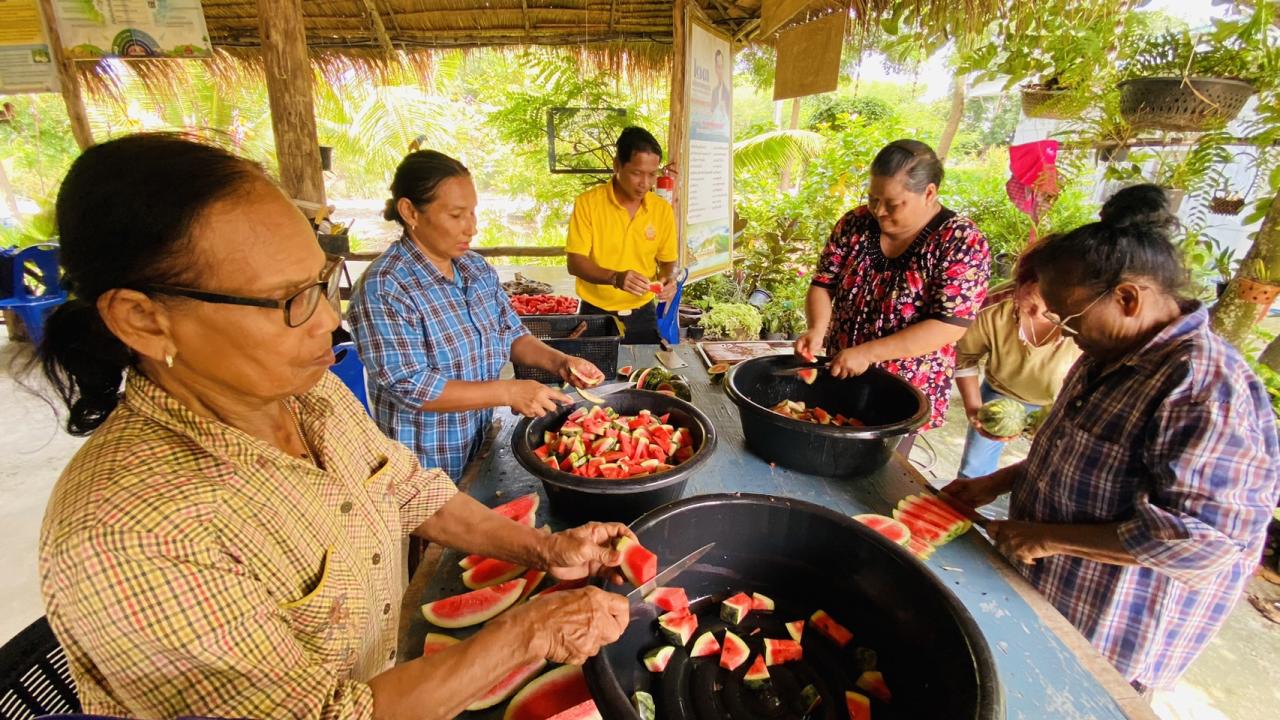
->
[36,0,93,150]
[668,0,689,262]
[257,0,326,205]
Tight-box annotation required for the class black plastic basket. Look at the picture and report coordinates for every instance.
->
[514,314,621,384]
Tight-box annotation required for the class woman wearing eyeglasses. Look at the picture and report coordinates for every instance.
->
[795,139,991,433]
[35,134,629,720]
[347,150,604,479]
[944,184,1279,696]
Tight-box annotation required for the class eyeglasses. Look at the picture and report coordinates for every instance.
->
[1042,290,1109,337]
[145,255,343,328]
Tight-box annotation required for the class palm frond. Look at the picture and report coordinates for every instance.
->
[732,130,825,176]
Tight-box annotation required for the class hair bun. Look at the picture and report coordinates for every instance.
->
[1100,184,1178,236]
[382,198,399,223]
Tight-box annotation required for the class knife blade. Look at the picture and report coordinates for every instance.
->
[626,542,716,604]
[916,482,990,529]
[573,381,632,398]
[772,363,830,377]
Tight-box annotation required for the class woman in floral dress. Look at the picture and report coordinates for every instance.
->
[796,140,991,432]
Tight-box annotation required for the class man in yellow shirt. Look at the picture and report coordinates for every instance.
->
[566,126,679,344]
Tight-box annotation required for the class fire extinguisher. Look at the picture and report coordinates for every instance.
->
[655,174,675,206]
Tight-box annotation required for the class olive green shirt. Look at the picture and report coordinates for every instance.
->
[955,299,1082,406]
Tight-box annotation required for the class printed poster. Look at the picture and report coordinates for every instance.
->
[0,0,58,93]
[52,0,211,60]
[681,15,733,281]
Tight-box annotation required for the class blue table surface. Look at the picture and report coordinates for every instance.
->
[400,344,1149,720]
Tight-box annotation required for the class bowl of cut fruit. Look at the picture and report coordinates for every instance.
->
[511,389,718,522]
[725,355,928,477]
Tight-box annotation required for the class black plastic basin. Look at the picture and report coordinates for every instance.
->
[511,390,718,523]
[725,355,928,477]
[585,494,1003,720]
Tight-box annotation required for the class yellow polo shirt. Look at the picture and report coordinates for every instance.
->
[566,180,679,312]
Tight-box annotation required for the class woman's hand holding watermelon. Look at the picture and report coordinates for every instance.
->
[793,329,825,363]
[542,521,637,583]
[515,586,630,664]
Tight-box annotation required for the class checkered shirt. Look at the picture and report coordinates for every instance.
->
[1012,305,1280,689]
[347,237,529,479]
[39,370,456,719]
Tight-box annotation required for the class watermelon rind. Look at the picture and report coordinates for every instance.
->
[632,691,656,720]
[503,665,592,720]
[719,630,750,671]
[809,609,853,647]
[976,397,1027,438]
[853,513,913,546]
[467,658,547,711]
[645,587,689,613]
[658,611,697,647]
[690,631,721,658]
[720,592,753,625]
[643,645,676,672]
[855,670,892,704]
[751,592,775,613]
[743,655,771,688]
[422,578,527,629]
[422,632,459,656]
[785,620,805,643]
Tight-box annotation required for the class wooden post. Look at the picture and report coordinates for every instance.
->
[936,70,968,162]
[36,0,93,150]
[668,0,688,256]
[258,0,326,205]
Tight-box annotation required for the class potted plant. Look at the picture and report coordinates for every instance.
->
[701,302,763,341]
[760,299,806,341]
[1101,134,1230,212]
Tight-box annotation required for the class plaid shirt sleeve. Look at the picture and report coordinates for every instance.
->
[351,275,449,409]
[1119,395,1274,585]
[62,527,375,720]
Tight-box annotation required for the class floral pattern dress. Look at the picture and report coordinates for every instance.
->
[810,206,991,429]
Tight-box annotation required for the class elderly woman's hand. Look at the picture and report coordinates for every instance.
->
[559,356,606,389]
[507,380,571,417]
[543,522,636,583]
[828,345,876,379]
[793,330,824,363]
[510,586,629,665]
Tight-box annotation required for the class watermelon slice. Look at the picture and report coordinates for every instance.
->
[719,630,749,671]
[751,592,775,613]
[658,610,698,646]
[911,493,970,527]
[615,536,658,586]
[545,700,600,720]
[648,281,664,294]
[856,670,892,704]
[905,535,936,560]
[632,691,656,720]
[504,665,594,720]
[422,632,459,656]
[491,493,540,523]
[810,610,853,647]
[900,495,972,538]
[893,513,950,546]
[797,368,818,385]
[853,514,913,546]
[570,365,605,388]
[618,365,634,378]
[690,631,721,658]
[744,655,771,688]
[644,645,676,672]
[518,569,547,602]
[763,638,803,665]
[422,578,526,629]
[720,592,753,625]
[462,558,527,590]
[786,620,805,643]
[468,658,548,711]
[528,578,587,601]
[645,587,689,613]
[845,691,872,720]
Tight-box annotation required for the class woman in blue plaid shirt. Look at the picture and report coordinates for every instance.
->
[349,151,605,478]
[945,184,1279,695]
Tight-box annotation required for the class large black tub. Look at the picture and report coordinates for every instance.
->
[725,355,928,477]
[511,389,717,523]
[586,494,1003,720]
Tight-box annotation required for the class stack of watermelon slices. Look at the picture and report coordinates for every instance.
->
[532,405,697,479]
[854,493,973,560]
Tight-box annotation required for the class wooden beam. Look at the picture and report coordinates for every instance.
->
[36,0,92,150]
[257,0,326,205]
[359,0,395,55]
[521,0,531,34]
[608,0,618,32]
[669,0,689,260]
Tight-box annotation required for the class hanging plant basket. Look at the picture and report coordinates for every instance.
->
[1117,76,1255,132]
[1234,276,1280,323]
[1020,87,1084,120]
[1209,193,1246,216]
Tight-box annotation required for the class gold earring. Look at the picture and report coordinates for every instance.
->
[165,354,174,368]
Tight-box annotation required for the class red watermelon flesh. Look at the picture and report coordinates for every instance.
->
[422,578,526,629]
[892,506,955,542]
[845,691,872,720]
[690,631,721,658]
[467,658,548,711]
[744,655,771,688]
[423,632,459,656]
[898,495,969,536]
[616,536,658,586]
[645,587,689,613]
[810,610,853,647]
[893,514,949,545]
[786,620,805,643]
[720,630,750,671]
[492,493,540,522]
[911,493,970,527]
[518,569,547,602]
[763,638,803,665]
[751,592,776,612]
[503,665,593,720]
[529,578,587,601]
[855,671,892,704]
[853,514,912,546]
[644,646,676,672]
[797,368,818,385]
[905,535,935,559]
[658,610,698,646]
[462,558,527,590]
[547,699,601,720]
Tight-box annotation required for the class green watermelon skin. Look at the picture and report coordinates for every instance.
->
[976,398,1028,438]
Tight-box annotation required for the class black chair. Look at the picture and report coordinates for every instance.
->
[0,616,80,719]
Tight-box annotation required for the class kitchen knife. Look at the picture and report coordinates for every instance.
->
[569,381,633,399]
[916,482,990,529]
[626,542,716,604]
[772,362,830,377]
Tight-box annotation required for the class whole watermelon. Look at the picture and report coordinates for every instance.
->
[1024,406,1050,436]
[976,398,1028,438]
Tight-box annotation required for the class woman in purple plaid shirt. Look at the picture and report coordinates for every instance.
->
[945,184,1280,695]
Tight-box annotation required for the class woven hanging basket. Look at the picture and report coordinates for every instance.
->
[1209,195,1246,216]
[1020,88,1082,120]
[1118,76,1255,132]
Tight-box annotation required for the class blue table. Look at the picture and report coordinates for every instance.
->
[398,344,1156,719]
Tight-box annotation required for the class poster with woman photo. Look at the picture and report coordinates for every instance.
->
[682,16,733,281]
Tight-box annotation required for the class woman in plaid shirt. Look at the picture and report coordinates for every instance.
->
[35,135,630,719]
[945,184,1280,694]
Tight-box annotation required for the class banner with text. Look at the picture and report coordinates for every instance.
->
[680,15,733,281]
[0,0,57,93]
[53,0,211,60]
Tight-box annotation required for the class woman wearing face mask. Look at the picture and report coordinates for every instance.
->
[796,139,991,431]
[348,151,604,479]
[944,184,1279,696]
[953,244,1082,478]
